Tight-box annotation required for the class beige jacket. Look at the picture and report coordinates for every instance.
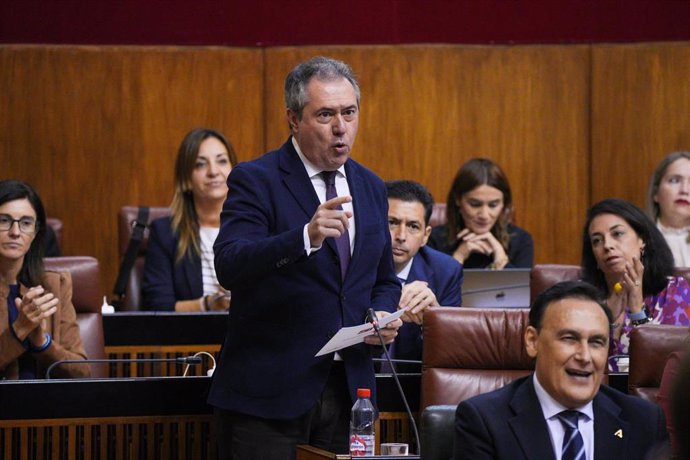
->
[0,271,89,379]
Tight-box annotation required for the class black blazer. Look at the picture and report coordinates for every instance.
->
[208,138,400,419]
[142,216,202,310]
[453,375,668,460]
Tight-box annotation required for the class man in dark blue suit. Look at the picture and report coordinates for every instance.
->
[209,56,402,459]
[384,180,462,371]
[453,281,668,460]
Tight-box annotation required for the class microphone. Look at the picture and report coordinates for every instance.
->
[366,308,421,455]
[45,355,203,379]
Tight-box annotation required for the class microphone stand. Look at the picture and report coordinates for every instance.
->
[367,309,421,455]
[45,356,203,379]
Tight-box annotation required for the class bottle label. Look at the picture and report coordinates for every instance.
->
[349,434,375,456]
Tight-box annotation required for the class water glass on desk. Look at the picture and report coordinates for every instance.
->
[380,443,408,455]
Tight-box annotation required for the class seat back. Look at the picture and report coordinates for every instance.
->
[421,307,534,410]
[530,264,581,303]
[628,324,690,402]
[44,256,107,378]
[429,203,447,228]
[46,217,63,250]
[116,206,171,310]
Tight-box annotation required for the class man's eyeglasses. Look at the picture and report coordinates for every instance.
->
[0,214,38,234]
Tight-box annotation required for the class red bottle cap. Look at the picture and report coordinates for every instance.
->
[357,388,371,398]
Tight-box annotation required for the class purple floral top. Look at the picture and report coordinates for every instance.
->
[609,276,690,370]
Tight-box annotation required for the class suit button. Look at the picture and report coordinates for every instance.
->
[340,294,346,301]
[275,257,290,268]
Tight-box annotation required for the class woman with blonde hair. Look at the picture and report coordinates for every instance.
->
[143,128,237,311]
[647,150,690,267]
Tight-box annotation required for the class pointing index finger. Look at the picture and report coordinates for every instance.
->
[322,195,352,209]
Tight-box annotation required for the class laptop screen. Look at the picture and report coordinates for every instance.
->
[461,268,531,308]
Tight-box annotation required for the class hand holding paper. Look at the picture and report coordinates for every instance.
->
[315,309,405,357]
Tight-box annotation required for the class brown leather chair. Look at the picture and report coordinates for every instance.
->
[116,206,171,310]
[421,307,535,410]
[44,256,107,378]
[628,324,690,403]
[420,307,534,460]
[429,203,447,228]
[530,264,581,303]
[530,265,690,305]
[46,217,63,249]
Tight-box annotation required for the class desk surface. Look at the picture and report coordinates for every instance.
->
[0,373,423,419]
[0,376,212,420]
[103,311,228,345]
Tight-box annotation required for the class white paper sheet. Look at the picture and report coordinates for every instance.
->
[315,309,406,357]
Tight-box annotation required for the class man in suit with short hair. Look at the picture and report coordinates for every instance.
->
[453,280,668,460]
[385,180,462,370]
[209,56,402,459]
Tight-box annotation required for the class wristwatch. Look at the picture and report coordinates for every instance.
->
[630,305,651,326]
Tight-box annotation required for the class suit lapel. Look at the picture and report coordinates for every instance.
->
[593,390,628,460]
[408,250,432,284]
[279,142,321,218]
[508,378,557,460]
[279,141,338,257]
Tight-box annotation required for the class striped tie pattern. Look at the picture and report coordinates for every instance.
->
[558,410,586,460]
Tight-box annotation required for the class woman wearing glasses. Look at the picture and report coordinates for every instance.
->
[0,180,89,379]
[142,128,236,311]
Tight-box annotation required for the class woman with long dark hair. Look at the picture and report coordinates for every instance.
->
[428,158,533,269]
[0,180,88,379]
[581,198,690,367]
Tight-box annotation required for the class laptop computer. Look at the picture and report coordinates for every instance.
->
[461,268,531,308]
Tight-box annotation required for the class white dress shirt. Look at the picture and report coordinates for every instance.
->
[292,137,356,255]
[533,374,594,460]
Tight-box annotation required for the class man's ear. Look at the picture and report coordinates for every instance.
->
[524,325,539,359]
[286,109,299,133]
[421,225,432,246]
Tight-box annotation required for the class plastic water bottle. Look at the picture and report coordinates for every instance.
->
[349,388,375,456]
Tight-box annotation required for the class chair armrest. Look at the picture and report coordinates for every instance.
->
[421,404,456,460]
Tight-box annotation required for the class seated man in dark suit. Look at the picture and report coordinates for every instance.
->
[385,180,462,371]
[454,280,668,460]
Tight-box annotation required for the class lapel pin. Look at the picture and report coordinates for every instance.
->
[614,429,623,439]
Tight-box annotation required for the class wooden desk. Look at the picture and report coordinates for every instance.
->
[100,312,421,450]
[0,377,214,459]
[103,312,226,377]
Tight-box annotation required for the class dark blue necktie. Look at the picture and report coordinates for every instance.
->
[558,410,586,460]
[321,171,350,279]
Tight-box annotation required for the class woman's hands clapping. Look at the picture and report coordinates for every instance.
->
[13,286,57,346]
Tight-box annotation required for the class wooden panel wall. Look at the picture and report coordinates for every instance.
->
[265,45,590,266]
[2,43,689,294]
[0,46,264,291]
[591,43,690,208]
